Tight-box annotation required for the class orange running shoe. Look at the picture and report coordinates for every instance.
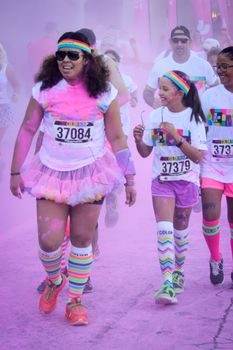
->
[65,297,89,326]
[39,275,67,314]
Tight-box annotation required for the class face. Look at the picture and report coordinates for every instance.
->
[56,47,87,82]
[170,34,191,58]
[159,77,182,106]
[216,54,233,89]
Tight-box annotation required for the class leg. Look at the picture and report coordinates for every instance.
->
[201,188,222,261]
[226,196,233,281]
[172,207,192,293]
[36,199,69,313]
[152,196,177,304]
[66,202,102,325]
[201,188,223,285]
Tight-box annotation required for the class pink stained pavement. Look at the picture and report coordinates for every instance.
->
[1,103,233,350]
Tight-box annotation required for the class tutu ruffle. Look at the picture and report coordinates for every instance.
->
[22,151,124,206]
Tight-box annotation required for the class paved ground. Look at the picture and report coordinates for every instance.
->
[0,102,233,350]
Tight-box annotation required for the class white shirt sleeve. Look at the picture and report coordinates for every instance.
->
[190,118,207,150]
[32,82,43,102]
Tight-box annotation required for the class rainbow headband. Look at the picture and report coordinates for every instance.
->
[163,71,190,95]
[57,39,91,54]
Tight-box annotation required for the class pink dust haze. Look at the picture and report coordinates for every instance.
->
[0,1,233,349]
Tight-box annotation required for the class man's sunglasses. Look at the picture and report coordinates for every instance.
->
[55,51,82,61]
[171,38,189,44]
[213,63,233,71]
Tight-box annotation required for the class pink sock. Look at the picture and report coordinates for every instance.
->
[202,219,221,261]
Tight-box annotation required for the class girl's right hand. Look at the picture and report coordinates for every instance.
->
[133,124,144,144]
[10,175,25,199]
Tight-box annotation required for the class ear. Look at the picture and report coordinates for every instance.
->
[83,58,89,65]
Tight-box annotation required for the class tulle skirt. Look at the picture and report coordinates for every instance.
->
[22,151,124,206]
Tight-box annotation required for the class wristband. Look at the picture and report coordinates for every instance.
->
[115,148,136,176]
[10,172,20,176]
[176,137,185,148]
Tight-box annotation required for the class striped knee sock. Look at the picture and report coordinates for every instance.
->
[68,244,93,301]
[157,221,174,286]
[230,223,233,261]
[174,228,189,274]
[61,236,69,270]
[202,219,221,261]
[39,247,62,285]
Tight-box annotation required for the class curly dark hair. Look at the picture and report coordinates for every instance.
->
[35,31,110,97]
[218,46,233,60]
[168,70,206,124]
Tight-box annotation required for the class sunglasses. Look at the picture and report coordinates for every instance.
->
[171,38,189,44]
[213,63,233,71]
[55,50,82,61]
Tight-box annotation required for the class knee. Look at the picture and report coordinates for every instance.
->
[174,213,189,230]
[39,232,61,252]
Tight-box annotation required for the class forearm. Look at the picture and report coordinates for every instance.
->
[143,89,160,109]
[11,127,36,172]
[173,135,204,163]
[135,140,152,158]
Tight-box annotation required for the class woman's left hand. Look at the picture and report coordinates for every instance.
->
[125,185,137,206]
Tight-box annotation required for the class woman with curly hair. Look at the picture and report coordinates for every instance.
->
[10,31,136,326]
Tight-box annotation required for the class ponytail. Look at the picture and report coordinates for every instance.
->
[182,82,206,124]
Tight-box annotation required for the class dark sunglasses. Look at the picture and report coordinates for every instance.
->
[171,38,189,44]
[213,63,233,71]
[55,50,82,61]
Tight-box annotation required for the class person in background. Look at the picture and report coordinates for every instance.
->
[143,25,218,109]
[0,42,19,155]
[134,70,207,304]
[10,31,136,326]
[200,46,233,286]
[104,49,138,227]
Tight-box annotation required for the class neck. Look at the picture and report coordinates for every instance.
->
[224,84,233,93]
[167,101,186,113]
[173,51,190,63]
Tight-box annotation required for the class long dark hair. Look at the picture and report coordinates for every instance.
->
[35,31,110,97]
[171,70,206,124]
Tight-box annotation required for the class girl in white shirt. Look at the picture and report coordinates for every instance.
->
[134,70,207,304]
[201,46,233,286]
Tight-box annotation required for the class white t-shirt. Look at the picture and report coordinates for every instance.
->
[32,79,117,171]
[143,107,207,185]
[120,72,137,136]
[0,64,10,104]
[201,84,233,182]
[147,51,217,95]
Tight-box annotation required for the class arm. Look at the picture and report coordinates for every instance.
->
[6,65,20,100]
[105,57,130,107]
[10,97,44,198]
[133,124,153,158]
[105,99,136,206]
[35,131,44,154]
[130,89,138,108]
[160,122,204,163]
[143,85,161,109]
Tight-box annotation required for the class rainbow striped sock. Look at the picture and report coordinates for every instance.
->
[174,228,189,274]
[68,244,93,302]
[61,236,69,270]
[39,247,62,285]
[157,221,174,286]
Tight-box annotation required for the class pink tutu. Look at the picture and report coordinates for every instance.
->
[22,151,124,206]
